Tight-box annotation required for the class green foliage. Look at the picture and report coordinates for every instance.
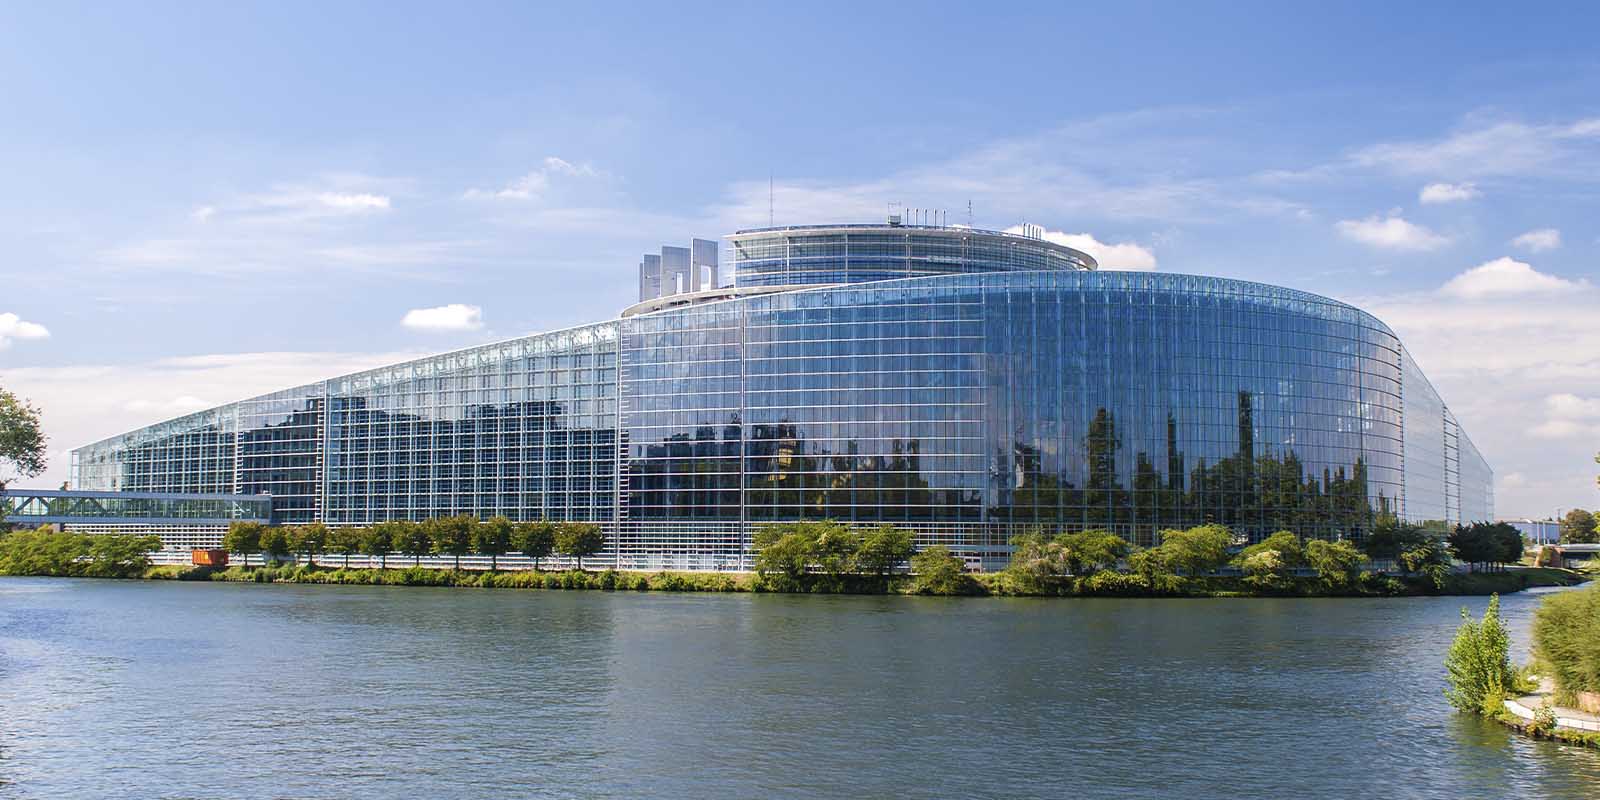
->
[1238,531,1306,569]
[1444,594,1516,714]
[259,526,291,563]
[286,523,327,566]
[475,516,514,569]
[909,545,973,595]
[1002,530,1070,593]
[554,522,604,570]
[425,515,476,569]
[222,521,264,563]
[1305,539,1366,589]
[854,524,915,576]
[325,526,363,568]
[1241,550,1293,591]
[1559,509,1598,544]
[0,528,158,577]
[1398,537,1453,589]
[360,523,395,567]
[1532,582,1600,703]
[82,534,161,577]
[388,520,430,566]
[1450,522,1523,568]
[1365,515,1432,560]
[752,522,817,586]
[1531,702,1559,735]
[0,386,47,490]
[1155,524,1233,575]
[1056,529,1132,575]
[511,520,556,569]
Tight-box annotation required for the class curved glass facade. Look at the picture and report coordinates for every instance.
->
[73,227,1491,570]
[728,225,1096,288]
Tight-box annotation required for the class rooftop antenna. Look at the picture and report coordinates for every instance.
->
[768,173,774,227]
[968,199,973,227]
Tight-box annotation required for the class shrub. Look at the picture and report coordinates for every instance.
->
[1531,583,1600,704]
[1444,594,1516,714]
[909,545,975,595]
[1076,569,1149,596]
[1305,539,1366,589]
[1241,550,1293,591]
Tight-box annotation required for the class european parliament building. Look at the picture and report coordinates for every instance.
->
[71,220,1492,570]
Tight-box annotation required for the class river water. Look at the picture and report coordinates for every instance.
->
[1,578,1597,799]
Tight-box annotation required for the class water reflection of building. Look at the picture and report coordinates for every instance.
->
[73,221,1492,570]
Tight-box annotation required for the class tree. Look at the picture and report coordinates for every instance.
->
[1056,529,1131,575]
[327,526,363,568]
[555,522,604,570]
[1444,594,1515,715]
[1241,549,1291,590]
[1305,539,1366,589]
[511,520,556,570]
[0,527,88,575]
[1364,515,1431,561]
[475,516,514,570]
[426,515,475,570]
[1237,531,1305,570]
[223,521,264,566]
[1560,509,1598,544]
[753,523,816,583]
[259,527,290,565]
[362,523,396,569]
[1399,538,1452,589]
[0,386,47,491]
[1532,583,1600,704]
[853,524,914,577]
[287,523,326,566]
[909,545,971,595]
[82,534,162,577]
[1450,522,1522,571]
[1157,524,1233,575]
[391,520,431,567]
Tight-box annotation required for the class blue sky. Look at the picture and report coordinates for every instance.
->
[2,1,1597,517]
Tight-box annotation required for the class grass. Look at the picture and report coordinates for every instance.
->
[133,562,1590,598]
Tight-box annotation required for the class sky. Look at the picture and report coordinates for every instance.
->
[0,0,1597,518]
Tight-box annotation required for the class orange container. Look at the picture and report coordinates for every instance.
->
[191,549,229,567]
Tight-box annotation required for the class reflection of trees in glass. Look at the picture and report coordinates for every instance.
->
[998,391,1380,542]
[742,421,936,522]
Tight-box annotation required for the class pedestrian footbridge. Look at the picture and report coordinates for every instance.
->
[0,488,272,527]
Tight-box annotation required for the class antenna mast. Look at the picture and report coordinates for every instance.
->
[768,173,774,227]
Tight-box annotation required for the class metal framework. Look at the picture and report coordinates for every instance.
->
[0,488,272,527]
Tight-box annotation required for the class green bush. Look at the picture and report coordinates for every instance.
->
[1444,594,1516,714]
[909,545,976,595]
[1076,570,1151,596]
[1532,583,1600,704]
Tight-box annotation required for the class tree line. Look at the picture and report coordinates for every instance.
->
[222,517,605,570]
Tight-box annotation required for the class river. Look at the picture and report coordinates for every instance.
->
[1,578,1597,798]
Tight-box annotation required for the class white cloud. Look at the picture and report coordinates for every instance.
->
[1439,257,1588,298]
[401,304,484,332]
[190,205,216,222]
[4,350,425,487]
[1418,182,1480,204]
[315,192,390,211]
[469,156,603,201]
[1002,226,1157,270]
[0,312,50,350]
[1334,214,1450,251]
[1510,228,1561,253]
[1350,118,1600,179]
[1356,262,1600,517]
[123,395,213,413]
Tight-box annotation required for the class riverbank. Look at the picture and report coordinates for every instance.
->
[138,563,1589,598]
[1501,692,1600,748]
